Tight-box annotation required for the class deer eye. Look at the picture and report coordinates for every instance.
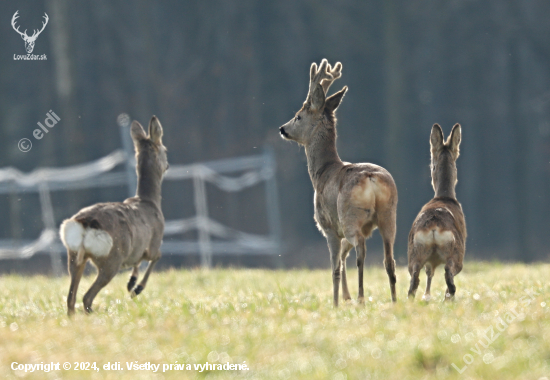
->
[295,115,301,121]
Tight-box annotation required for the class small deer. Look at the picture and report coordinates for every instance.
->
[279,59,398,306]
[60,116,168,315]
[11,11,49,54]
[407,123,466,301]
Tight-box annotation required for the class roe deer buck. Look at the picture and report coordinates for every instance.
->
[407,123,466,301]
[279,59,398,306]
[60,116,168,315]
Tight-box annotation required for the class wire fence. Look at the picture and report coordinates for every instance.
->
[0,114,281,275]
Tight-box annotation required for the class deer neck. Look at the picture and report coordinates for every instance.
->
[304,121,342,191]
[434,157,457,199]
[135,157,163,207]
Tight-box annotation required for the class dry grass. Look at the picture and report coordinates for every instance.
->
[0,262,549,379]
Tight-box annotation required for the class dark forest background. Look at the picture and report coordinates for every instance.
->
[1,0,549,271]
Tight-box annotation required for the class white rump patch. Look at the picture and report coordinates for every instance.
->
[59,219,85,252]
[414,228,455,247]
[83,229,113,257]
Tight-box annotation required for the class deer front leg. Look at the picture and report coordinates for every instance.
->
[340,239,353,301]
[326,233,342,307]
[67,250,87,316]
[131,257,160,298]
[127,265,139,292]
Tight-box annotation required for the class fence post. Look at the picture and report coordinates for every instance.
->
[263,146,283,267]
[38,181,63,276]
[193,166,212,268]
[117,113,137,198]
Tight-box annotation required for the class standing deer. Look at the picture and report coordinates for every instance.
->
[407,124,466,301]
[11,11,49,54]
[60,116,168,315]
[279,59,398,306]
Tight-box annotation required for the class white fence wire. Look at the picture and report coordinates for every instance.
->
[0,115,281,274]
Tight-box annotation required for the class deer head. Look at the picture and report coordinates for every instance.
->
[12,11,49,54]
[130,116,169,202]
[279,59,347,145]
[430,123,462,198]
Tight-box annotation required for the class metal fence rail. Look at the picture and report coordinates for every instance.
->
[0,115,281,274]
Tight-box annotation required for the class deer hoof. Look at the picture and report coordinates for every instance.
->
[131,285,144,298]
[444,293,455,302]
[127,276,137,292]
[422,294,431,302]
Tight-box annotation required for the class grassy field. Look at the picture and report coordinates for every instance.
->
[0,263,549,380]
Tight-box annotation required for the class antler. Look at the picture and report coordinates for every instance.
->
[322,62,342,93]
[11,11,27,38]
[11,11,48,40]
[29,13,49,39]
[305,59,343,108]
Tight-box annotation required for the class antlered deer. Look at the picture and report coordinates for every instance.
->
[279,59,398,306]
[407,124,466,301]
[11,11,48,54]
[60,116,168,315]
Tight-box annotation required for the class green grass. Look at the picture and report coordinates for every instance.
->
[0,263,549,379]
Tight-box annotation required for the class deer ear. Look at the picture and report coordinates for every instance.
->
[448,123,461,157]
[325,86,348,113]
[148,116,163,145]
[430,123,444,156]
[309,83,325,111]
[130,121,147,143]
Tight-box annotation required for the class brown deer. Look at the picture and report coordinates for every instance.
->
[407,123,466,301]
[59,116,168,315]
[279,59,398,306]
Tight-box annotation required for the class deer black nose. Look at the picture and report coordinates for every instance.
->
[279,126,289,138]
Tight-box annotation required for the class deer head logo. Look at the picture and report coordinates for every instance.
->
[11,11,49,54]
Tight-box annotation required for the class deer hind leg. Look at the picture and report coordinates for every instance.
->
[353,238,366,303]
[340,239,353,301]
[407,262,421,299]
[423,264,435,301]
[444,261,458,301]
[377,208,397,302]
[67,250,87,316]
[326,233,342,307]
[83,260,121,313]
[131,257,160,298]
[378,231,397,302]
[127,265,139,292]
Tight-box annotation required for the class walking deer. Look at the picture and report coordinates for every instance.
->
[279,59,398,306]
[407,123,466,301]
[60,116,168,315]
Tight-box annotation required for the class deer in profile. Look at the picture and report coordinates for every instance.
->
[60,116,168,315]
[279,59,398,306]
[407,124,466,301]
